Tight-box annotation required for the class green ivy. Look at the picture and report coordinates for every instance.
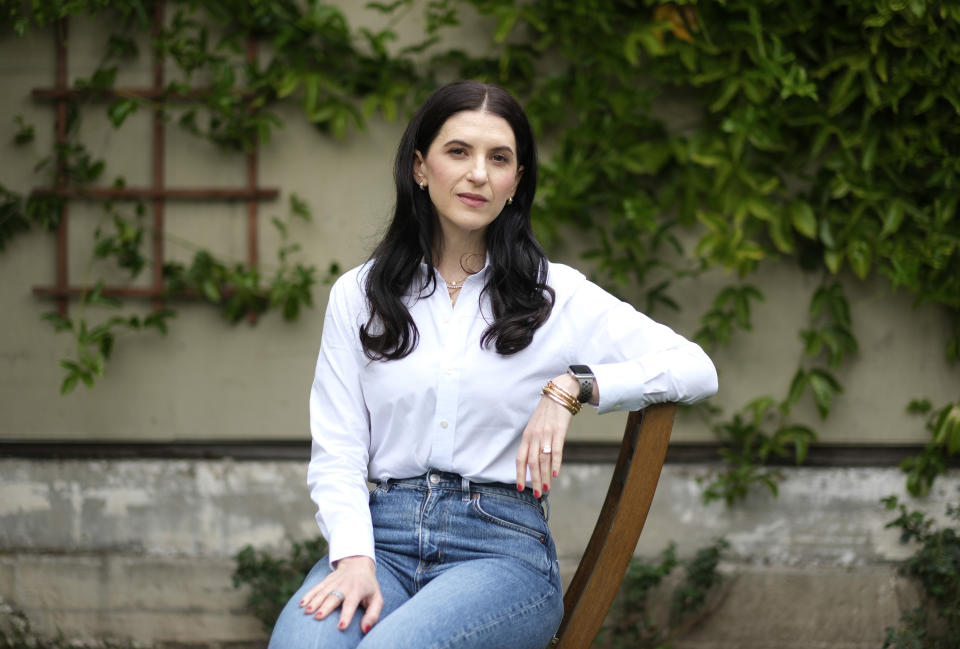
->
[232,536,328,632]
[882,494,960,648]
[600,538,729,649]
[2,0,959,496]
[901,399,960,497]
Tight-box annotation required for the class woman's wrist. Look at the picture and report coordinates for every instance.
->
[335,555,375,571]
[541,376,581,415]
[553,374,580,398]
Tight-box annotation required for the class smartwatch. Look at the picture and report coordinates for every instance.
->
[567,364,595,404]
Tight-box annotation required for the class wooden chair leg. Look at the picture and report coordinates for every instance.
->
[550,402,676,649]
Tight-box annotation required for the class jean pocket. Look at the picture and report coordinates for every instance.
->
[471,493,548,544]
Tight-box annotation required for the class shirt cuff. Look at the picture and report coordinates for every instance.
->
[591,360,656,415]
[324,517,376,569]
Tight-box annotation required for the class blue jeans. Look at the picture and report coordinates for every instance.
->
[268,470,564,649]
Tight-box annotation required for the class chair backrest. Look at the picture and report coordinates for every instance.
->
[551,402,677,649]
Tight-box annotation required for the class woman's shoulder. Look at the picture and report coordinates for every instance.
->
[545,261,588,295]
[328,261,373,309]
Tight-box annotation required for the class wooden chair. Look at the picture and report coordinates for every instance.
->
[550,402,677,649]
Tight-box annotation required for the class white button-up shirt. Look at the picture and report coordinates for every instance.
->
[308,260,718,564]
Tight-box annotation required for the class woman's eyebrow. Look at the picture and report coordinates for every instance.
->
[443,139,515,155]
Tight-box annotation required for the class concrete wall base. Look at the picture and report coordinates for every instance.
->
[2,458,955,647]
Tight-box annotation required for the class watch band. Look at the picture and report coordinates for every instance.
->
[567,365,595,403]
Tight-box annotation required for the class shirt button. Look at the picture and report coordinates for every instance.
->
[440,419,449,429]
[429,474,440,484]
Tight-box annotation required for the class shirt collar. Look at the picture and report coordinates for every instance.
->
[419,253,491,286]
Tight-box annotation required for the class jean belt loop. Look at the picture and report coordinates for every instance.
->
[461,475,471,501]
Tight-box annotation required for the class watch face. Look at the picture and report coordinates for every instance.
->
[569,364,592,376]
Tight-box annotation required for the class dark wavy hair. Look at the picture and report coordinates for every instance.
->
[359,80,555,361]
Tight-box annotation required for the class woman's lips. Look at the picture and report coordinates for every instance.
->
[457,193,488,207]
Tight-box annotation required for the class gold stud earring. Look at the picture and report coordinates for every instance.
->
[507,196,514,205]
[418,180,426,190]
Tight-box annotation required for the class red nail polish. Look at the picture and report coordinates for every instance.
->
[553,470,558,478]
[338,621,346,630]
[543,484,550,493]
[533,489,540,498]
[363,624,371,634]
[517,484,523,491]
[299,599,305,607]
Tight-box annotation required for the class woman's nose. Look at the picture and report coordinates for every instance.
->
[466,163,488,184]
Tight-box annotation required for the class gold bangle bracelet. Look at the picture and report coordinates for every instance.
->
[542,384,578,412]
[547,381,580,405]
[542,388,579,415]
[547,385,581,414]
[542,381,582,415]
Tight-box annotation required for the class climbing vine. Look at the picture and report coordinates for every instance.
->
[2,0,958,496]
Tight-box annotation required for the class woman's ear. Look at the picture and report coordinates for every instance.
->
[511,165,524,195]
[413,150,425,185]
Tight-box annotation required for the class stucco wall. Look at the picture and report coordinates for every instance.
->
[0,7,956,445]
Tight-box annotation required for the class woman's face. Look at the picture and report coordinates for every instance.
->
[413,110,523,242]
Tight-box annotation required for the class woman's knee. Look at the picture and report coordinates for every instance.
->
[267,559,360,649]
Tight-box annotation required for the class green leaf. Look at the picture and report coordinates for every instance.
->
[493,7,518,43]
[60,372,79,395]
[827,68,860,116]
[107,98,138,127]
[202,280,221,303]
[818,218,836,249]
[290,193,311,220]
[785,369,807,410]
[881,201,905,238]
[808,369,843,419]
[860,132,879,171]
[847,240,872,279]
[275,71,300,99]
[824,250,843,274]
[42,312,73,332]
[303,74,320,115]
[790,201,817,239]
[710,80,741,113]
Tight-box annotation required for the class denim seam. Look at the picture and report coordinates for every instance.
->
[413,484,431,591]
[433,586,560,649]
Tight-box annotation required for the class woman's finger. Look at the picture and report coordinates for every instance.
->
[336,594,360,630]
[313,589,346,620]
[515,439,529,489]
[527,445,542,497]
[539,440,552,492]
[551,436,565,479]
[300,583,329,614]
[359,589,385,634]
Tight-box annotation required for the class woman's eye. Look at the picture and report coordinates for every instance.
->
[492,154,509,164]
[448,148,467,156]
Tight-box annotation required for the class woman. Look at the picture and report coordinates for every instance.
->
[268,81,717,649]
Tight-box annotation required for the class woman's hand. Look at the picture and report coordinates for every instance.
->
[515,374,579,497]
[299,555,383,634]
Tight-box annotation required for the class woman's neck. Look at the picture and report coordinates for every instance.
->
[433,231,486,284]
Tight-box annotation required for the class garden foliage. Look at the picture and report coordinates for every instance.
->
[883,495,960,649]
[1,0,958,496]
